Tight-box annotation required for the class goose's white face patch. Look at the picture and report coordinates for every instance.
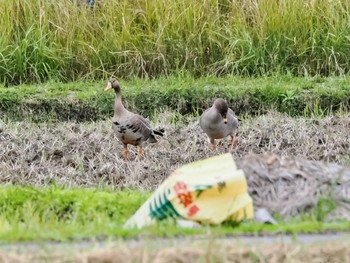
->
[104,82,112,91]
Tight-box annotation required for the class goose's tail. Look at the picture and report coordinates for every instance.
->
[153,128,165,137]
[148,128,165,143]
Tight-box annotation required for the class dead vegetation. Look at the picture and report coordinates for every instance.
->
[0,111,349,190]
[1,240,350,263]
[237,153,350,219]
[1,111,350,217]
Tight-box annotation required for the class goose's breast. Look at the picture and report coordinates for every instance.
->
[205,125,230,139]
[200,118,229,139]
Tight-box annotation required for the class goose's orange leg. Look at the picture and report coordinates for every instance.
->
[139,146,143,159]
[209,138,217,151]
[123,144,128,161]
[229,135,235,150]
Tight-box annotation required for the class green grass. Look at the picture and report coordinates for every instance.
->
[0,75,350,122]
[343,156,350,167]
[0,185,149,242]
[1,0,350,85]
[0,185,349,243]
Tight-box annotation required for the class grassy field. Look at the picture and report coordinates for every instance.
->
[0,185,349,243]
[2,0,350,258]
[0,72,349,245]
[1,75,350,121]
[1,0,350,85]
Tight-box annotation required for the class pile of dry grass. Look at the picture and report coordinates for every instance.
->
[237,152,350,217]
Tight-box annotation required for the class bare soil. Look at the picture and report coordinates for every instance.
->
[1,236,350,263]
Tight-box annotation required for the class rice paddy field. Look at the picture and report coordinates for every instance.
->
[1,77,350,262]
[1,0,350,262]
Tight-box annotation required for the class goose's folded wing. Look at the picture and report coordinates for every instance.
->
[228,108,241,122]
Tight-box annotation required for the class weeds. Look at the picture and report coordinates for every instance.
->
[314,197,338,221]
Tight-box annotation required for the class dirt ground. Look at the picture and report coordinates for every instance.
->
[1,235,350,263]
[0,111,349,190]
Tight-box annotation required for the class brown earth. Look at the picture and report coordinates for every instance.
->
[1,238,350,263]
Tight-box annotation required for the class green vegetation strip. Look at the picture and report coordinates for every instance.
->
[0,186,349,243]
[1,75,349,122]
[2,0,350,84]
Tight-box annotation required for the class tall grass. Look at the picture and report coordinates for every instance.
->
[1,0,350,85]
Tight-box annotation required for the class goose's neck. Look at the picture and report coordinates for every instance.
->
[114,92,126,116]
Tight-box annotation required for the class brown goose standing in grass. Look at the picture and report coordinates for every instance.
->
[105,78,164,160]
[199,98,240,150]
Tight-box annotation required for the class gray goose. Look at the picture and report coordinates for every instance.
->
[105,78,164,160]
[199,98,240,150]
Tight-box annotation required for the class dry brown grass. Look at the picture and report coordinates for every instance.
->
[0,111,349,190]
[1,240,350,263]
[237,152,350,218]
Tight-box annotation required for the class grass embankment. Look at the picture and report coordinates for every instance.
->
[0,186,349,242]
[1,75,349,121]
[0,186,148,242]
[1,0,350,85]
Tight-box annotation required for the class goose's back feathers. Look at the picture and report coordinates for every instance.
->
[112,110,156,146]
